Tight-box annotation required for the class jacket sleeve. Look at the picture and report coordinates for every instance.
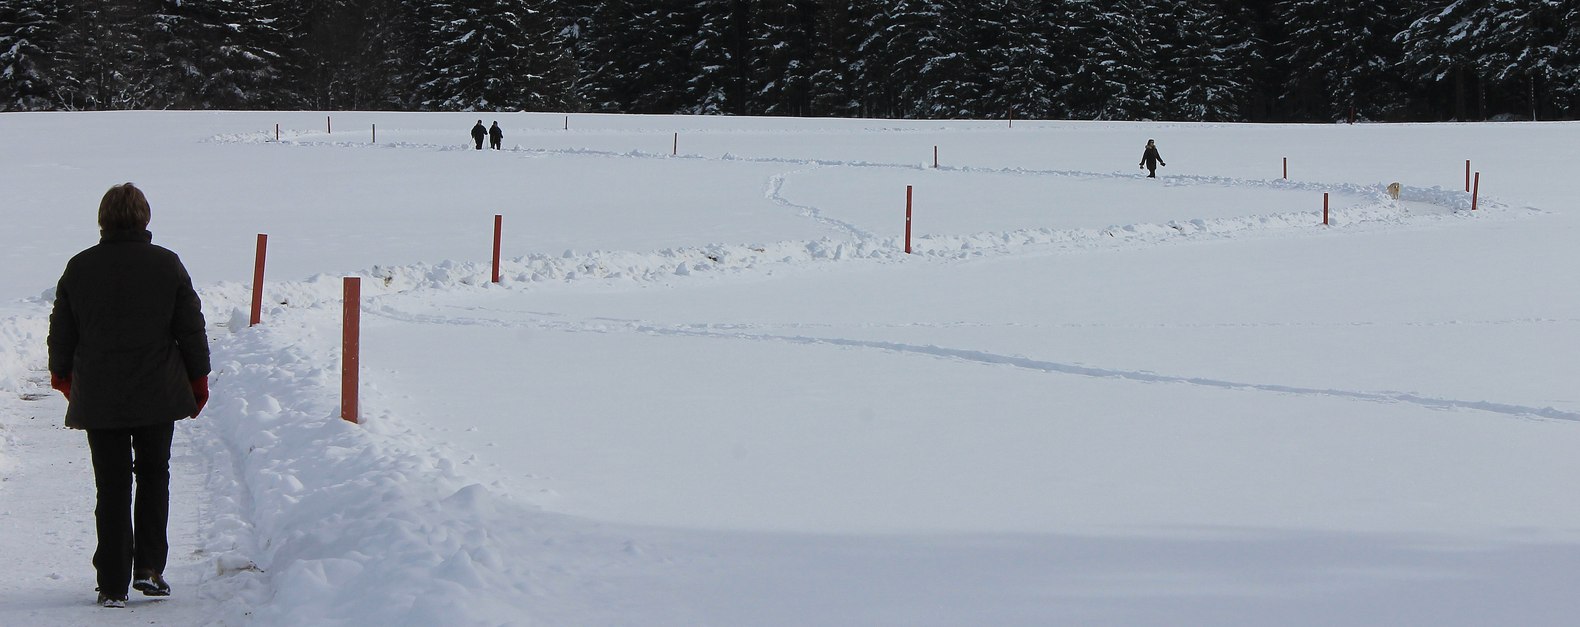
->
[47,273,78,376]
[170,260,211,379]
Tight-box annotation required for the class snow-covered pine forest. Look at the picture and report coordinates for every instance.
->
[2,0,1577,122]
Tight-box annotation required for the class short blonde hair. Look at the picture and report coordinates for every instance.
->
[98,182,151,230]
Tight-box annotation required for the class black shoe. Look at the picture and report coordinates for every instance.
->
[133,572,171,597]
[97,592,127,608]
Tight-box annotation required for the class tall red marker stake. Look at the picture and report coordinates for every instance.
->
[1466,160,1471,192]
[342,277,360,424]
[491,214,503,283]
[1323,193,1330,226]
[1472,172,1480,211]
[249,234,267,326]
[905,186,914,254]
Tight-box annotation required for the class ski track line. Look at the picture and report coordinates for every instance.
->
[363,304,1580,424]
[643,325,1580,423]
[388,304,1580,333]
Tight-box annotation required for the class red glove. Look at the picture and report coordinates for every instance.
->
[50,372,71,401]
[191,377,209,417]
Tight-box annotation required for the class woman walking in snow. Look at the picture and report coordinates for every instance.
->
[48,183,211,608]
[1140,139,1166,178]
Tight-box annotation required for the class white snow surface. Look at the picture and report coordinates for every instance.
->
[1,111,1578,626]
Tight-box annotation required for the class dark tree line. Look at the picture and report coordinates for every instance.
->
[2,0,1576,121]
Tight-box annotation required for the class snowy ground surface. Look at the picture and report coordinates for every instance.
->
[1,111,1578,626]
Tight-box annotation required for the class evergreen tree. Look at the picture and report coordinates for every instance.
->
[1058,0,1160,120]
[806,0,873,117]
[0,0,56,110]
[1396,0,1479,120]
[1271,0,1412,121]
[146,0,290,109]
[1206,0,1278,120]
[870,0,989,119]
[633,0,700,113]
[282,0,419,110]
[1147,1,1259,121]
[682,0,748,115]
[917,0,995,118]
[516,0,575,112]
[415,0,548,111]
[748,0,817,116]
[853,0,931,117]
[564,0,624,111]
[575,0,692,113]
[1557,1,1580,114]
[988,0,1064,120]
[50,0,156,109]
[1468,0,1571,120]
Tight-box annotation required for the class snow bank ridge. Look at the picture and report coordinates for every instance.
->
[191,323,540,625]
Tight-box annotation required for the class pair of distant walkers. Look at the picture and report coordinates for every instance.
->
[471,120,502,150]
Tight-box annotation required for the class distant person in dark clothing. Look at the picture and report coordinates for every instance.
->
[489,121,503,150]
[471,120,487,150]
[48,183,211,608]
[1140,139,1166,178]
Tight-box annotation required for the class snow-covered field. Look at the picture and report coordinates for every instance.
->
[1,110,1578,626]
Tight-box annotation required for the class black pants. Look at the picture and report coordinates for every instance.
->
[86,422,174,597]
[474,137,484,149]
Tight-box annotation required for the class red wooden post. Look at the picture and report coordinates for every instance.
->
[327,115,332,134]
[1465,160,1471,192]
[372,123,376,143]
[1283,157,1288,180]
[933,145,938,168]
[905,186,914,254]
[564,115,569,130]
[1472,172,1480,211]
[1323,193,1330,226]
[673,132,678,156]
[341,277,360,424]
[275,123,280,142]
[249,234,267,327]
[491,214,503,283]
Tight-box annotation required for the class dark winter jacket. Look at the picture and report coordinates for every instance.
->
[48,229,210,430]
[488,123,502,142]
[471,123,487,141]
[1141,145,1164,167]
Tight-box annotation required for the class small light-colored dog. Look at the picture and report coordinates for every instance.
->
[1387,182,1401,200]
